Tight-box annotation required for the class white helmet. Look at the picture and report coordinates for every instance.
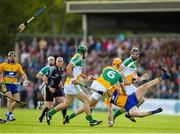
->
[47,56,55,62]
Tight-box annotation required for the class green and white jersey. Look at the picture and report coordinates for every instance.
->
[122,57,137,71]
[65,53,84,85]
[39,65,50,75]
[96,66,124,89]
[70,53,84,67]
[121,57,137,83]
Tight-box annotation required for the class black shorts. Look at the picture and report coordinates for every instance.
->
[45,87,65,101]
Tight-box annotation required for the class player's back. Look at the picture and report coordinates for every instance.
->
[96,66,123,89]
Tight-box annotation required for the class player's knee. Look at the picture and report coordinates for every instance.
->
[7,98,14,103]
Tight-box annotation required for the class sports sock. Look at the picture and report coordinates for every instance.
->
[86,115,93,123]
[40,107,48,119]
[62,109,67,119]
[114,109,125,120]
[69,113,76,120]
[48,108,57,117]
[149,108,162,115]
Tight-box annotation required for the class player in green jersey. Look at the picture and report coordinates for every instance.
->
[46,44,102,127]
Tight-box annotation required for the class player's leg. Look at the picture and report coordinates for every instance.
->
[74,89,102,126]
[56,96,67,121]
[136,97,145,107]
[107,103,114,127]
[39,87,54,123]
[12,92,20,111]
[136,67,170,100]
[38,101,48,123]
[127,68,170,117]
[5,91,15,121]
[129,106,162,118]
[64,96,98,124]
[113,108,126,120]
[46,95,74,125]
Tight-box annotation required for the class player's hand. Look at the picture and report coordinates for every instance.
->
[59,82,64,88]
[88,75,96,80]
[23,80,30,87]
[141,73,150,81]
[71,79,79,85]
[49,87,55,93]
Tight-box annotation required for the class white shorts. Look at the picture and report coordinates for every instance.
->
[64,84,83,95]
[39,83,46,99]
[125,84,137,95]
[91,81,106,101]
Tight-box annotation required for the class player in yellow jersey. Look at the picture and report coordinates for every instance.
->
[0,51,29,121]
[105,67,170,126]
[63,58,127,124]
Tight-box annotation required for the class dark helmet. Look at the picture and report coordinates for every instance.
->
[77,44,88,53]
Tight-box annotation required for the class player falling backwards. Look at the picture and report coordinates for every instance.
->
[0,51,29,121]
[46,44,102,126]
[104,66,170,127]
[63,58,170,126]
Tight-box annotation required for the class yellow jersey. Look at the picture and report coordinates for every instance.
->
[105,85,128,107]
[0,62,25,82]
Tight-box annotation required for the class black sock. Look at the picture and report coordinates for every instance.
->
[40,107,48,119]
[62,109,67,119]
[90,108,93,113]
[150,108,162,115]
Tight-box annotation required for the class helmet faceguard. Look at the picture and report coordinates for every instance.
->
[130,47,140,61]
[77,44,88,59]
[112,58,122,69]
[8,51,16,64]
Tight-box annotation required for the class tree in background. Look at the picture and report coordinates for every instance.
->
[0,0,82,55]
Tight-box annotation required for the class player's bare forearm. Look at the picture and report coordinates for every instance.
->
[80,73,88,79]
[66,63,74,78]
[36,72,43,79]
[43,75,48,84]
[22,72,28,81]
[120,84,127,95]
[132,77,142,83]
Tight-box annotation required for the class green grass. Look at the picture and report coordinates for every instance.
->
[0,108,180,133]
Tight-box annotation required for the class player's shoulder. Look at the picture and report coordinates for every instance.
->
[123,57,131,63]
[0,62,7,66]
[103,66,112,70]
[42,65,50,70]
[15,63,22,67]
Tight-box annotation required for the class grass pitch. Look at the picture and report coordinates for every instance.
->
[0,108,179,133]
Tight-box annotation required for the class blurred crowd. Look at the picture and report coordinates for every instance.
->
[1,34,180,108]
